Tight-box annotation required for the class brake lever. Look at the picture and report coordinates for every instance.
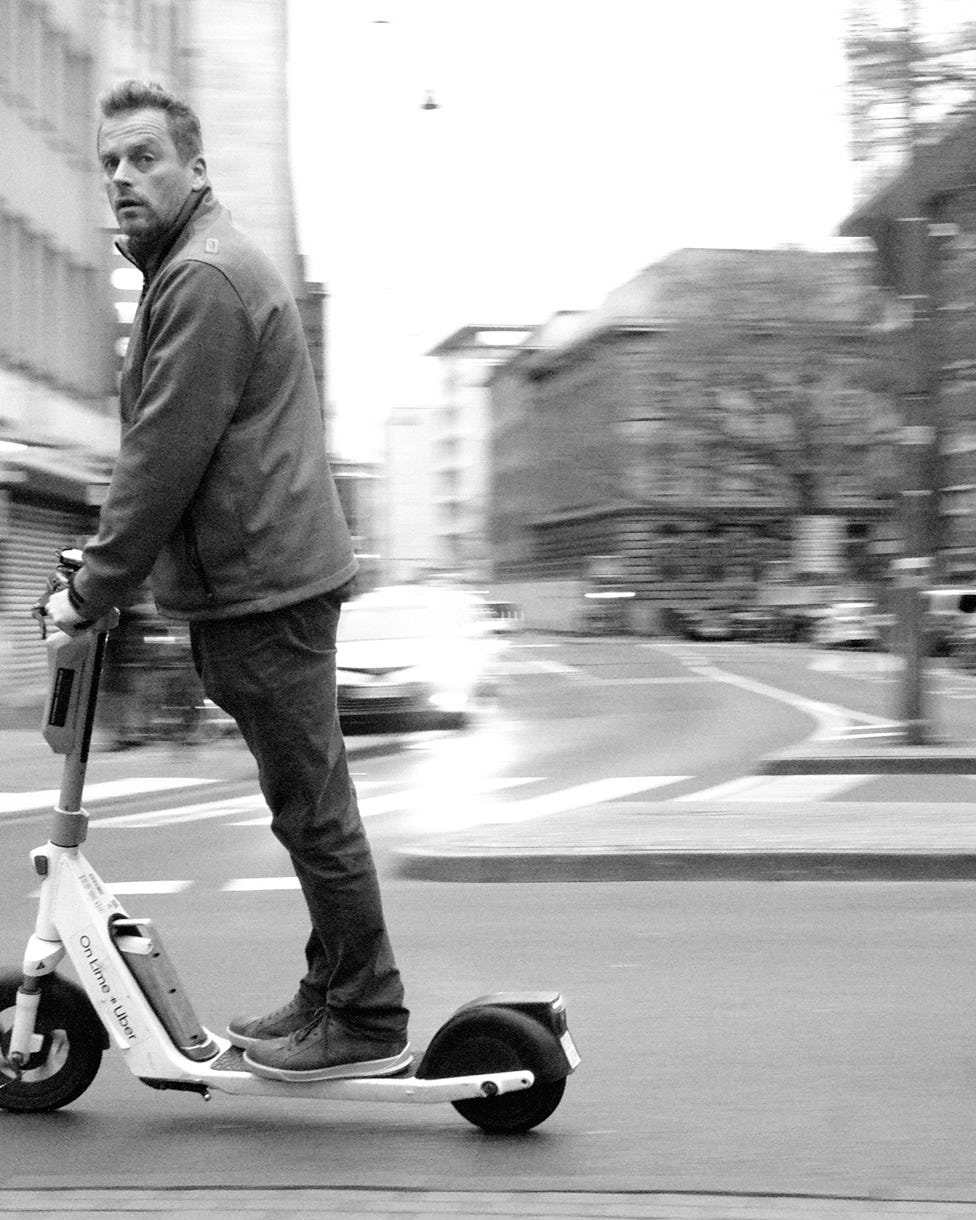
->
[30,549,98,639]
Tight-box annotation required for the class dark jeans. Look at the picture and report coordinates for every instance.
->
[189,593,408,1041]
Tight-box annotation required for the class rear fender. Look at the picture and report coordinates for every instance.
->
[416,991,573,1083]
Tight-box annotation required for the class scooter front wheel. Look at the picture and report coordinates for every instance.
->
[0,971,105,1113]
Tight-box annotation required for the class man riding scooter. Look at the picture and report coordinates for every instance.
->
[44,79,410,1083]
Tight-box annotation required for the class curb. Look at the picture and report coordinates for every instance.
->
[761,744,976,775]
[392,800,976,883]
[393,846,976,883]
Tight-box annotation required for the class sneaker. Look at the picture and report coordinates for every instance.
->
[242,1014,412,1082]
[226,996,320,1051]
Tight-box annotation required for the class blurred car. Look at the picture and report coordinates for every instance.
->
[727,607,780,642]
[684,609,734,641]
[335,585,501,731]
[483,600,524,635]
[811,601,879,649]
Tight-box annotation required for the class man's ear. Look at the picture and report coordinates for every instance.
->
[191,155,208,190]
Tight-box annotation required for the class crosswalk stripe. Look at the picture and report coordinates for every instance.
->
[522,658,595,681]
[230,790,406,826]
[91,775,683,833]
[30,879,192,898]
[676,774,874,803]
[108,879,193,894]
[67,771,901,834]
[0,777,214,815]
[229,777,545,827]
[221,877,302,891]
[90,793,267,828]
[471,776,687,825]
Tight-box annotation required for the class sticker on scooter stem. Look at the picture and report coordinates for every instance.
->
[76,930,136,1041]
[48,667,75,727]
[78,870,123,917]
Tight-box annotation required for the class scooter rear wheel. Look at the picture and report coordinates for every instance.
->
[420,1008,567,1134]
[0,971,105,1113]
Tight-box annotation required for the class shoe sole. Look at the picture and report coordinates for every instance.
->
[242,1044,413,1083]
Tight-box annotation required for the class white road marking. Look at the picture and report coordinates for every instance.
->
[95,774,679,837]
[676,774,874,803]
[522,658,596,681]
[0,777,214,815]
[476,776,687,825]
[109,879,193,894]
[652,643,897,742]
[809,653,901,675]
[90,792,268,828]
[590,676,710,685]
[30,879,192,898]
[221,877,302,891]
[230,776,544,827]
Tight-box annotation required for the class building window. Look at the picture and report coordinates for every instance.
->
[64,48,93,160]
[0,210,8,364]
[0,0,14,97]
[40,15,59,133]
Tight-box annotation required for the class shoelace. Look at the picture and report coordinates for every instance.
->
[291,1009,328,1044]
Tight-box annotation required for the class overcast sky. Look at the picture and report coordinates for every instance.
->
[287,0,857,457]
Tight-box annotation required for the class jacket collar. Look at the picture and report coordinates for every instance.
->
[117,186,216,282]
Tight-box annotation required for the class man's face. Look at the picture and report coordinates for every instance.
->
[97,107,205,240]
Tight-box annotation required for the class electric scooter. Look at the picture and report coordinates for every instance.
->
[0,552,579,1134]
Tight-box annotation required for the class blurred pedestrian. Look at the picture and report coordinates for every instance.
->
[43,80,409,1082]
[97,587,157,750]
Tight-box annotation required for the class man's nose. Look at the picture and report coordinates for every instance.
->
[112,160,132,185]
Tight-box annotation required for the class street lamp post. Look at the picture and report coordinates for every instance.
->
[893,215,938,745]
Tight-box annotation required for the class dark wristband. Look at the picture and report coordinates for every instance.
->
[66,581,87,614]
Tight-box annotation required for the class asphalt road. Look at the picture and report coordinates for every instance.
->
[4,636,976,1205]
[4,881,976,1202]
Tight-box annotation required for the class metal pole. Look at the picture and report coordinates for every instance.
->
[894,215,936,745]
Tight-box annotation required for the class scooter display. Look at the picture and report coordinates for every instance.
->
[0,553,579,1133]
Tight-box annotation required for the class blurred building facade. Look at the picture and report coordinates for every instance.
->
[331,456,381,593]
[0,0,326,702]
[0,0,175,698]
[381,407,440,585]
[424,325,534,583]
[485,248,896,631]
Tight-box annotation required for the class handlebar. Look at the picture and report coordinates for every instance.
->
[31,548,119,639]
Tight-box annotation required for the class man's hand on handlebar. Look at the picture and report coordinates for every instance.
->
[31,550,116,638]
[41,587,91,637]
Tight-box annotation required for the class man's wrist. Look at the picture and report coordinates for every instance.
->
[66,581,87,614]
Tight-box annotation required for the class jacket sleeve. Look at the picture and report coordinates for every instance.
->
[73,260,256,614]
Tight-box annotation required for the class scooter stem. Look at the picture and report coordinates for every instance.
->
[42,624,113,845]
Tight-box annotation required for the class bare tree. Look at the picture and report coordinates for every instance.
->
[847,0,976,192]
[617,250,897,520]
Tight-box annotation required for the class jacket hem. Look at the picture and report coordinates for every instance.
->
[156,561,360,622]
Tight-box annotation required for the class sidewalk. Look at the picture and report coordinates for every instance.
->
[394,735,976,883]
